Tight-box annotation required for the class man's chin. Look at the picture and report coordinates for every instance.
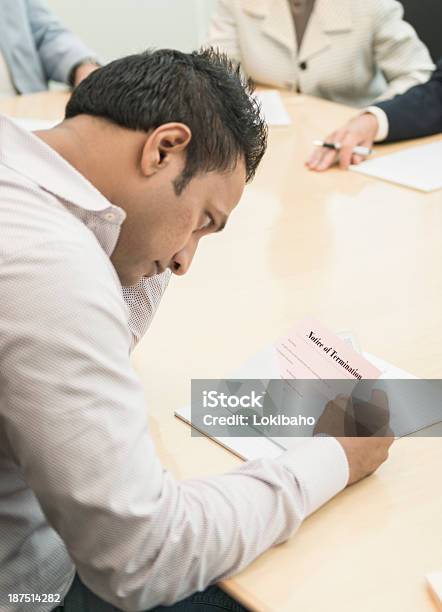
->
[119,271,145,288]
[118,264,158,287]
[121,279,142,288]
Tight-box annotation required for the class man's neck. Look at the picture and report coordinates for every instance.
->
[34,116,139,207]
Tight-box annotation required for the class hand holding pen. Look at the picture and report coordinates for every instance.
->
[312,140,373,157]
[306,113,379,172]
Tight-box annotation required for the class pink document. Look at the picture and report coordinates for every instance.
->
[276,316,381,383]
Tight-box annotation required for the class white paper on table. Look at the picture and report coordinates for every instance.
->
[349,141,442,192]
[254,90,291,126]
[361,352,442,437]
[175,403,283,461]
[175,330,442,460]
[12,117,61,131]
[174,348,436,460]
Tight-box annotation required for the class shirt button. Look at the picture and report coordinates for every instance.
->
[104,212,115,221]
[299,61,307,70]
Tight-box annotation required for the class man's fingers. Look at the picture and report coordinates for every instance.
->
[370,388,389,412]
[350,388,391,436]
[334,394,352,410]
[370,389,391,436]
[314,395,358,437]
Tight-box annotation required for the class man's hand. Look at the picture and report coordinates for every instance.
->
[306,113,379,172]
[314,390,394,486]
[338,435,393,485]
[73,62,100,87]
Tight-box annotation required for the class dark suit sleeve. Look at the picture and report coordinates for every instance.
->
[376,58,442,142]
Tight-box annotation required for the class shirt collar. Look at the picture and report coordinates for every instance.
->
[241,0,352,33]
[0,113,126,221]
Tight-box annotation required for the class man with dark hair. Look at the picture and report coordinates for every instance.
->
[307,57,442,171]
[0,48,392,611]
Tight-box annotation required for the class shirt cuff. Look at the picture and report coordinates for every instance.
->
[365,106,389,142]
[275,436,349,515]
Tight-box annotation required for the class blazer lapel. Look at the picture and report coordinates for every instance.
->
[299,0,352,62]
[241,0,296,55]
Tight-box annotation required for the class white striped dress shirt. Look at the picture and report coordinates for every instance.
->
[0,115,349,611]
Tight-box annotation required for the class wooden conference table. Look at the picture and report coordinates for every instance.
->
[1,91,442,612]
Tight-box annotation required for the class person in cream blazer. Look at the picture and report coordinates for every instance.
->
[208,0,435,107]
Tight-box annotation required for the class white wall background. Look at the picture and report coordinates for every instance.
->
[46,0,218,62]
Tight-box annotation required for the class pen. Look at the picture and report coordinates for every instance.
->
[313,140,373,156]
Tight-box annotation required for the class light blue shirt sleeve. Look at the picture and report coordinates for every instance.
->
[26,0,98,84]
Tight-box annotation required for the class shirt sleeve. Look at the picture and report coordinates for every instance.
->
[371,0,434,102]
[365,106,390,141]
[25,0,99,84]
[0,238,348,611]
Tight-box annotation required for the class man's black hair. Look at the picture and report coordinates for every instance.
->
[66,48,267,194]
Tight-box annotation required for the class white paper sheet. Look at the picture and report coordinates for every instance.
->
[350,141,442,192]
[255,90,291,126]
[175,403,284,461]
[174,343,442,461]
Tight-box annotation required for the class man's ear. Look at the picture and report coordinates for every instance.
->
[140,122,192,177]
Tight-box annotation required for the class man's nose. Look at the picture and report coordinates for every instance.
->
[170,238,198,276]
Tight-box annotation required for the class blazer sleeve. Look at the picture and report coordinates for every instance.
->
[25,0,98,85]
[208,0,242,65]
[372,0,434,101]
[376,58,442,142]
